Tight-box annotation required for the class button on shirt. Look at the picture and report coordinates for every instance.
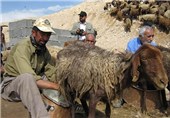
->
[4,38,56,82]
[126,37,157,53]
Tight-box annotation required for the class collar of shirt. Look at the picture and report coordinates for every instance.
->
[79,21,86,25]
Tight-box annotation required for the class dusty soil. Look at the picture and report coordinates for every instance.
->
[1,97,170,118]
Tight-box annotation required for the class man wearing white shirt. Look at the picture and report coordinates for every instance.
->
[71,11,95,41]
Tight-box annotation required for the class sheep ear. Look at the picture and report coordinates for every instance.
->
[131,55,141,82]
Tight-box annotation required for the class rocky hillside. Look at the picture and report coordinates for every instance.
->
[41,1,170,51]
[2,0,170,51]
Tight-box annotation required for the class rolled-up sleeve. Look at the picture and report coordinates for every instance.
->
[44,63,57,82]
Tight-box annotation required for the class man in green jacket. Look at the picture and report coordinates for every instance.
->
[1,18,59,118]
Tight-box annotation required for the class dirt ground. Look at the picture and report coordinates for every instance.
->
[1,97,170,118]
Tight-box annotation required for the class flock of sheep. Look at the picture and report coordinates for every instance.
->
[104,0,170,33]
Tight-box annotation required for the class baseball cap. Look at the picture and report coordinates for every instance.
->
[33,18,55,34]
[78,11,87,16]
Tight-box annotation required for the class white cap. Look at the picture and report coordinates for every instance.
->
[33,18,55,34]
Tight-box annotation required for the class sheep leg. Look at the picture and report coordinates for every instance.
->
[105,101,111,118]
[141,82,147,114]
[141,90,147,114]
[80,98,89,116]
[160,90,168,111]
[88,93,100,118]
[70,97,75,118]
[71,104,75,118]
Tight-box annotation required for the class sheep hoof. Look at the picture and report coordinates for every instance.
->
[111,98,124,108]
[142,109,148,115]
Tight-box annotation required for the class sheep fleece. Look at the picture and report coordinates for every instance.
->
[55,41,131,101]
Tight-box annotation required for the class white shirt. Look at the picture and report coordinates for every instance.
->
[79,23,86,41]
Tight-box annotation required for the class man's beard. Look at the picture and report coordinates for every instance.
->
[30,35,46,54]
[143,40,152,44]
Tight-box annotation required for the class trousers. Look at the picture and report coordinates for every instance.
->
[1,73,49,118]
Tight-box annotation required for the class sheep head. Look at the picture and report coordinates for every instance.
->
[131,44,168,90]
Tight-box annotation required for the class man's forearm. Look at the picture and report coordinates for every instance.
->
[36,79,59,90]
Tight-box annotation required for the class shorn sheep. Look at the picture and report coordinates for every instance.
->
[55,41,168,118]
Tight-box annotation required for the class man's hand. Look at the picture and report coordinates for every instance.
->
[76,29,85,36]
[82,31,87,36]
[0,66,5,74]
[76,28,81,34]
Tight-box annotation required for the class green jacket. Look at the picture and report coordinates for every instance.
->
[4,37,56,82]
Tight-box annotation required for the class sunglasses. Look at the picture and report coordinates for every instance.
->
[147,35,154,38]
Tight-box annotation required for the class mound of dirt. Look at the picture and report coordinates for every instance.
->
[41,1,170,51]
